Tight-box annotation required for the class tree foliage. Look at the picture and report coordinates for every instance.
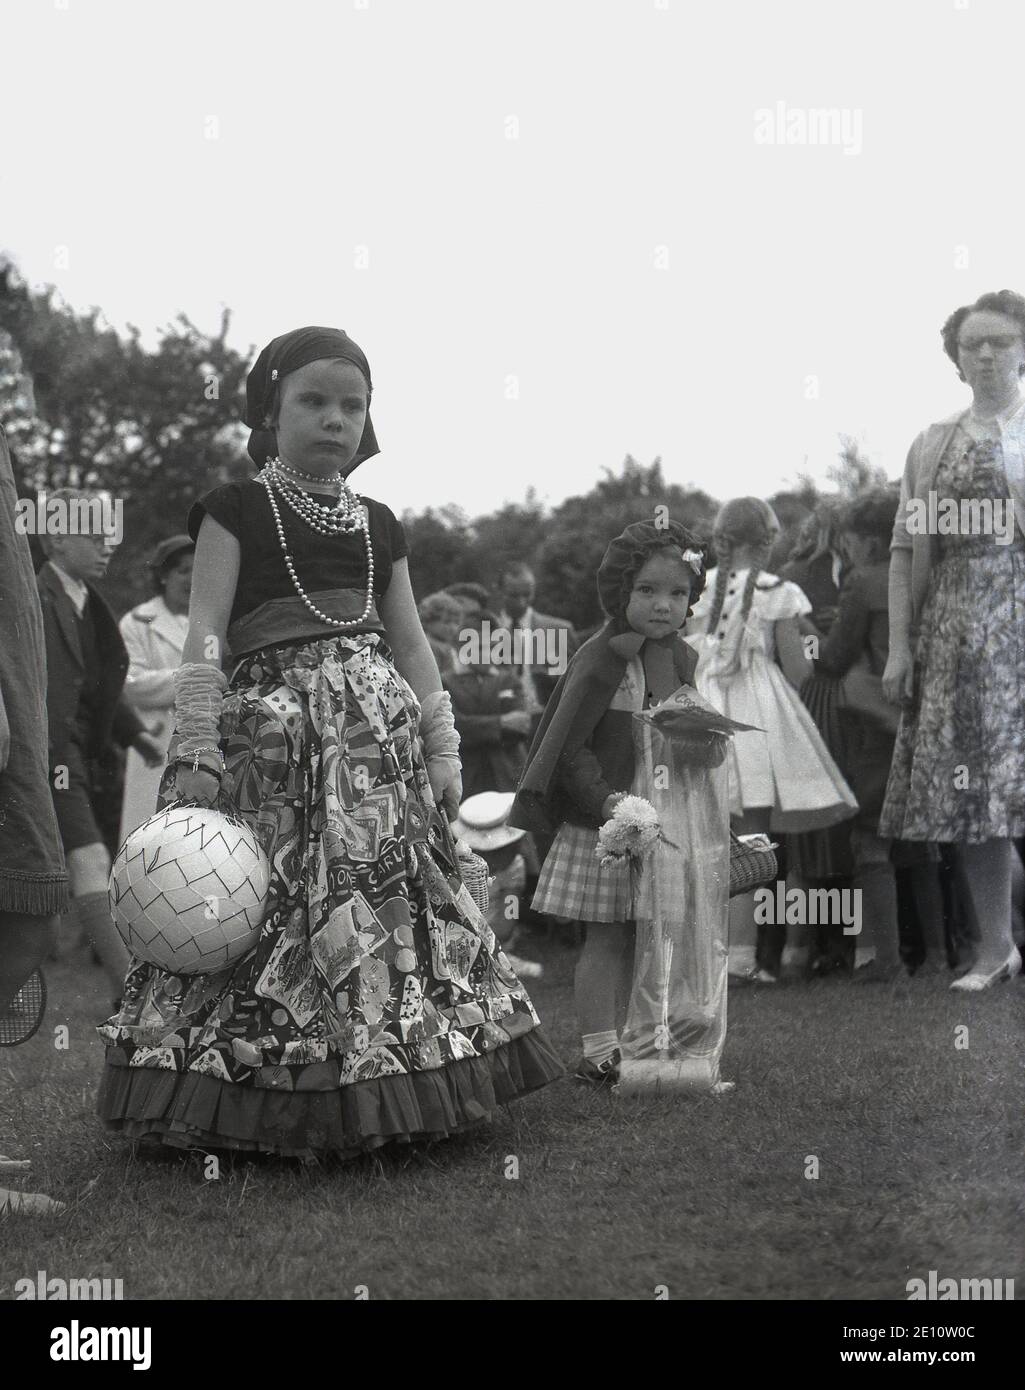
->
[828,434,890,497]
[534,458,718,630]
[0,258,252,610]
[0,257,897,623]
[400,504,475,598]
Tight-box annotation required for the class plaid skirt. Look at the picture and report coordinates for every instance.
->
[532,822,635,923]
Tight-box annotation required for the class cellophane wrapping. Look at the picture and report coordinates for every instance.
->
[620,711,731,1093]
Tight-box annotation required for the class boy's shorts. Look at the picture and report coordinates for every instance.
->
[51,744,104,853]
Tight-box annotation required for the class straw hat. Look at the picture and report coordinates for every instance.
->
[452,792,525,852]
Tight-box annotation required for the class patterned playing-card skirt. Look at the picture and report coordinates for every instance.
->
[97,632,563,1158]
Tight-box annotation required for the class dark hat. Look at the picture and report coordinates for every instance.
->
[149,534,195,572]
[243,326,379,473]
[596,519,707,621]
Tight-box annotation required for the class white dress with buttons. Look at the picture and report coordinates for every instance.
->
[688,568,857,832]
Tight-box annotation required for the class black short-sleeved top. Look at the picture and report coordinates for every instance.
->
[187,478,408,626]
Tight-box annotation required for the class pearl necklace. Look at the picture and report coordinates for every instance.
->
[273,459,343,484]
[264,458,363,534]
[260,458,375,628]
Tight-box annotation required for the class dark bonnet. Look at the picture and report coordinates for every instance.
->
[596,519,707,622]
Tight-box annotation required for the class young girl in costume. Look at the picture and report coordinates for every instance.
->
[97,326,563,1158]
[687,497,858,982]
[511,519,716,1087]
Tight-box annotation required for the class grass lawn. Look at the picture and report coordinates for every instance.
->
[2,936,1022,1301]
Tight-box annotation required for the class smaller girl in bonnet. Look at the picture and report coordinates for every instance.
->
[511,518,721,1087]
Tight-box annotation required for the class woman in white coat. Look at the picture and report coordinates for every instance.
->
[117,535,194,845]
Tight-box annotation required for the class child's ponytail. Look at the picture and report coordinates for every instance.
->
[737,560,763,629]
[707,498,781,677]
[704,538,732,637]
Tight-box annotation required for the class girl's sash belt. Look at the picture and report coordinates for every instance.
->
[226,590,384,658]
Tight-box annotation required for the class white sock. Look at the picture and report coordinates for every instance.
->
[728,945,755,975]
[582,1029,619,1065]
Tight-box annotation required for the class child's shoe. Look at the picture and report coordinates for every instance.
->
[809,949,852,978]
[728,945,756,977]
[573,1050,621,1088]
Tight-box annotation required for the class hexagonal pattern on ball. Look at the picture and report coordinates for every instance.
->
[109,807,271,975]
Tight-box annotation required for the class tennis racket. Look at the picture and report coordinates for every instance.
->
[0,968,47,1046]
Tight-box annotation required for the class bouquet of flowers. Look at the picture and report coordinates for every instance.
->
[596,795,677,869]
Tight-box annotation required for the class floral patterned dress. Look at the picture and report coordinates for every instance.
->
[879,431,1025,842]
[98,632,564,1158]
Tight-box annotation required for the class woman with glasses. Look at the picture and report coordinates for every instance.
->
[880,290,1025,990]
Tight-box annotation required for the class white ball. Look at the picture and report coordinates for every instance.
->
[109,806,271,975]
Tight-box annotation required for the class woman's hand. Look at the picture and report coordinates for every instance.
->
[173,764,221,806]
[882,644,914,705]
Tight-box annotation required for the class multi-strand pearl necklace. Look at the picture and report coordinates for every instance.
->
[260,457,375,628]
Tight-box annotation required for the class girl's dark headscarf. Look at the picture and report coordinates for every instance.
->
[244,326,380,474]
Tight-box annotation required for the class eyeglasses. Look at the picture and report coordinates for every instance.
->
[957,334,1022,353]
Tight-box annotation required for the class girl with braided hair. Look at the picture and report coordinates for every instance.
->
[688,499,857,981]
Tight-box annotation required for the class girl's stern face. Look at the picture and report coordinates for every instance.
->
[625,551,694,638]
[273,359,369,475]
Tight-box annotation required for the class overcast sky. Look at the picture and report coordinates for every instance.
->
[3,0,1023,518]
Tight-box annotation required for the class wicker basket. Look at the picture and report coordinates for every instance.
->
[729,832,778,898]
[456,843,491,916]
